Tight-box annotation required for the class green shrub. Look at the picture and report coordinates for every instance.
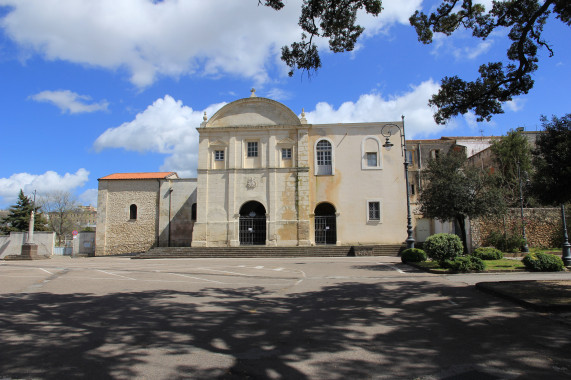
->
[400,248,427,263]
[424,233,463,265]
[522,253,565,272]
[472,247,503,260]
[443,256,486,272]
[483,230,525,253]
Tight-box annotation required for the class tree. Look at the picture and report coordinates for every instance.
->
[531,113,571,205]
[419,150,505,253]
[262,0,570,124]
[490,129,534,207]
[0,190,48,234]
[39,191,79,246]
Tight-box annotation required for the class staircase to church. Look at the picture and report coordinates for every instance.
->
[133,245,403,259]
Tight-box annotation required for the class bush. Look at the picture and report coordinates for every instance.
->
[424,233,464,265]
[484,230,525,253]
[472,247,503,260]
[522,253,565,272]
[443,256,486,272]
[401,248,427,263]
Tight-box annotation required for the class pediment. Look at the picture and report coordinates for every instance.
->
[209,140,227,147]
[206,97,301,128]
[276,137,296,145]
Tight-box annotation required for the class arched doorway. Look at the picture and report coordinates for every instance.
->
[239,201,266,245]
[315,202,336,245]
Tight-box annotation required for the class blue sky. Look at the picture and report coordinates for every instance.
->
[0,0,569,209]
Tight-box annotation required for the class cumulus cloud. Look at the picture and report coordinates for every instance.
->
[29,90,109,114]
[0,169,89,206]
[305,79,451,138]
[0,0,418,87]
[79,188,98,207]
[94,95,225,177]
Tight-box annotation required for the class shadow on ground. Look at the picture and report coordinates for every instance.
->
[1,280,570,379]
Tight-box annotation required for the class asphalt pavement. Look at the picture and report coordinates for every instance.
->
[1,255,570,379]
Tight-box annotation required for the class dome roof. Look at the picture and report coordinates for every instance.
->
[205,97,301,128]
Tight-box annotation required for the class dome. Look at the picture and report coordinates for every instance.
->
[205,96,301,128]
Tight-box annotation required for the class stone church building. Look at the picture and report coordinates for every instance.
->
[95,93,408,255]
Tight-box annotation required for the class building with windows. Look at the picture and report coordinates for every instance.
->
[95,93,409,255]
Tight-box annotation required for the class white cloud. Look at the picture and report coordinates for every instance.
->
[94,95,225,177]
[305,79,451,139]
[0,0,420,87]
[79,188,98,207]
[29,90,108,114]
[0,169,89,206]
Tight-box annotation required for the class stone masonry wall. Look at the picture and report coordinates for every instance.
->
[98,180,160,255]
[471,208,566,249]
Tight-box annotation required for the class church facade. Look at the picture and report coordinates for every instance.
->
[95,94,409,255]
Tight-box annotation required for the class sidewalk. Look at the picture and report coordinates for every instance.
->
[476,279,571,312]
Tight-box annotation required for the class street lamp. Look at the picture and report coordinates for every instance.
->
[381,115,415,249]
[561,204,571,267]
[516,161,529,253]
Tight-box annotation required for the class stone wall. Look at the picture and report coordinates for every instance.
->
[0,232,56,259]
[96,179,160,255]
[471,208,566,249]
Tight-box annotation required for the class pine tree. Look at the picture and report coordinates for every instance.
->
[0,190,48,233]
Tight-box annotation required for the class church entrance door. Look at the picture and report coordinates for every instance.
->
[315,202,336,245]
[239,201,266,245]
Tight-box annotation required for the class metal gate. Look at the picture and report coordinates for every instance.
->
[239,216,266,245]
[315,216,336,245]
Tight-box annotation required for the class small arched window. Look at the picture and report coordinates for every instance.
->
[315,139,333,175]
[129,204,137,220]
[191,203,197,220]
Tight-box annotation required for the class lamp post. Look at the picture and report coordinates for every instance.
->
[561,204,571,267]
[381,115,415,249]
[516,161,529,253]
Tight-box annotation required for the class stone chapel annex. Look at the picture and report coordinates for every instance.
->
[95,93,409,255]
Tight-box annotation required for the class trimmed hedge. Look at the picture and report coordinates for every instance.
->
[424,233,463,265]
[401,248,427,263]
[472,247,503,260]
[443,256,486,272]
[484,230,525,253]
[522,253,565,272]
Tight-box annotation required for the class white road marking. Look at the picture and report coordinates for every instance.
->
[255,266,264,269]
[197,268,256,277]
[168,273,225,284]
[379,263,405,274]
[39,268,53,275]
[96,269,136,280]
[273,267,284,271]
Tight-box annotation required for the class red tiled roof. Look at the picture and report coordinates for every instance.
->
[99,172,178,180]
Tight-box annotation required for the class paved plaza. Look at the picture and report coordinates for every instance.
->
[1,256,570,379]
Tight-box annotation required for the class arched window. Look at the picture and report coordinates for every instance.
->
[361,136,382,169]
[191,203,197,220]
[315,139,333,175]
[129,204,137,220]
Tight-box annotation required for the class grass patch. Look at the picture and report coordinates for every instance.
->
[412,258,525,272]
[483,258,525,271]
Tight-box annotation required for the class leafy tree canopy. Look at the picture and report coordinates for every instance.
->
[531,113,571,205]
[419,150,505,252]
[490,129,534,207]
[262,0,570,124]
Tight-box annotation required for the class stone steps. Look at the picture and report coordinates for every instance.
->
[133,244,403,259]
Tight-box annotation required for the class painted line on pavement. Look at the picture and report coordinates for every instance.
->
[96,269,136,280]
[168,272,226,284]
[39,268,53,275]
[379,263,405,274]
[197,267,256,277]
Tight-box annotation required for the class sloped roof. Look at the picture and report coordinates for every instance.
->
[99,172,178,180]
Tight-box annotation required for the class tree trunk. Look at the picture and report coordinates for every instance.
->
[455,214,468,255]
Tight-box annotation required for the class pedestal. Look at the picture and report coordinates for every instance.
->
[21,243,39,258]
